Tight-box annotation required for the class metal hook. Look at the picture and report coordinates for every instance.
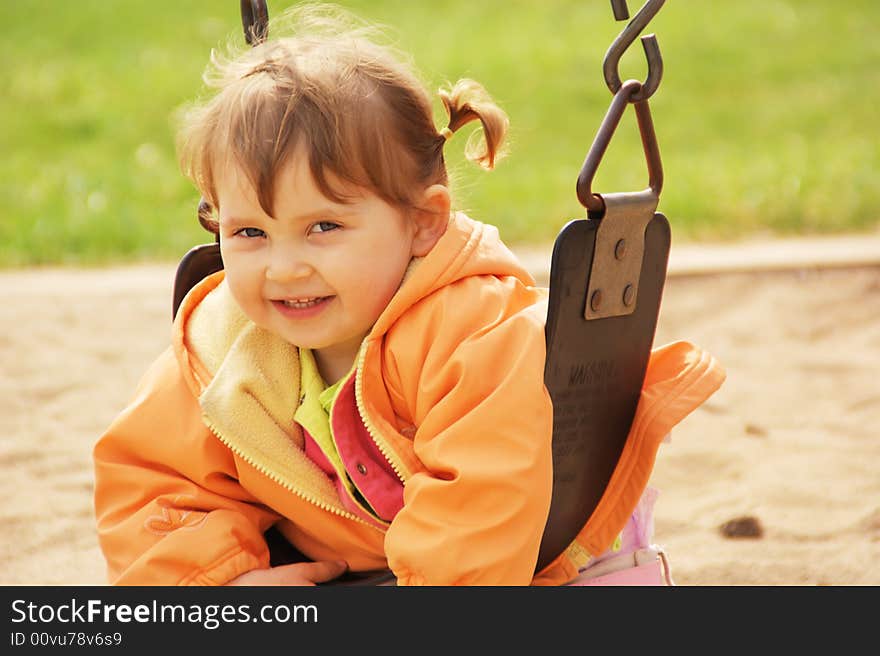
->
[609,0,631,21]
[576,80,663,213]
[603,0,665,102]
[241,0,269,46]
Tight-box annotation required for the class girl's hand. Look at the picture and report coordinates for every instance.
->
[226,560,348,586]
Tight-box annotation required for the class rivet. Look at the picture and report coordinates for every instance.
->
[590,289,603,312]
[356,463,367,475]
[623,284,635,307]
[615,239,627,260]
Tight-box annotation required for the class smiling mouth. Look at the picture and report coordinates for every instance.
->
[280,297,328,308]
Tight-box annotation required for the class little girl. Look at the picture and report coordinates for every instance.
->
[93,4,723,586]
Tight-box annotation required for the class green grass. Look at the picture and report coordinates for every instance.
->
[2,0,878,266]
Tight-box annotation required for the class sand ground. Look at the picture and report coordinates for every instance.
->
[1,240,878,585]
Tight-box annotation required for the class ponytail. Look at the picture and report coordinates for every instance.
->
[439,79,509,170]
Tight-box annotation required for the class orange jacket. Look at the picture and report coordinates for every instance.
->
[93,212,724,586]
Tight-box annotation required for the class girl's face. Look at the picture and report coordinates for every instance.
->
[216,149,418,382]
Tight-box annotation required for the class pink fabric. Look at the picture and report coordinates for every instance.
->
[564,487,671,586]
[301,429,385,527]
[568,558,665,586]
[587,486,659,568]
[331,376,405,521]
[299,375,404,525]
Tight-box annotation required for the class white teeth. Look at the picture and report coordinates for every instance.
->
[281,297,323,308]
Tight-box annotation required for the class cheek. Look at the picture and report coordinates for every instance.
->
[223,258,263,315]
[357,257,410,311]
[336,260,397,311]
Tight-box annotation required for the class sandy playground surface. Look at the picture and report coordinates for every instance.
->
[1,240,878,586]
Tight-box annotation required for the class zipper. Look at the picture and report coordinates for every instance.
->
[354,340,410,483]
[201,414,380,529]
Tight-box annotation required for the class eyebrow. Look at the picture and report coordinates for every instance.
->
[220,207,349,226]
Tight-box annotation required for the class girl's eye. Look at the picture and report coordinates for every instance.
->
[236,227,265,238]
[310,221,340,234]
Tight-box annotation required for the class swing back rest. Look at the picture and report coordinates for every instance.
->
[172,242,224,318]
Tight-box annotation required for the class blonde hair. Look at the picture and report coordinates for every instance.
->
[177,3,509,233]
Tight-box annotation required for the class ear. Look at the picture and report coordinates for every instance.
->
[409,184,451,257]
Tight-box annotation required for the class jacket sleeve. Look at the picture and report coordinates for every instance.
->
[93,347,281,585]
[382,278,553,585]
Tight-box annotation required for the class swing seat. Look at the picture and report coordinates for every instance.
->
[538,211,670,575]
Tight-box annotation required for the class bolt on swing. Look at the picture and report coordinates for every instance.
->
[577,0,667,320]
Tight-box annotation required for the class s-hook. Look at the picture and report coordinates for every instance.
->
[603,0,665,102]
[577,0,666,215]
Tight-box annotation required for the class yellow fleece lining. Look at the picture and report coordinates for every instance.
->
[188,282,355,518]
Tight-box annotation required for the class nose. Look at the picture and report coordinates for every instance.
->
[265,243,314,283]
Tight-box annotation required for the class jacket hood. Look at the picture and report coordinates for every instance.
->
[368,211,536,337]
